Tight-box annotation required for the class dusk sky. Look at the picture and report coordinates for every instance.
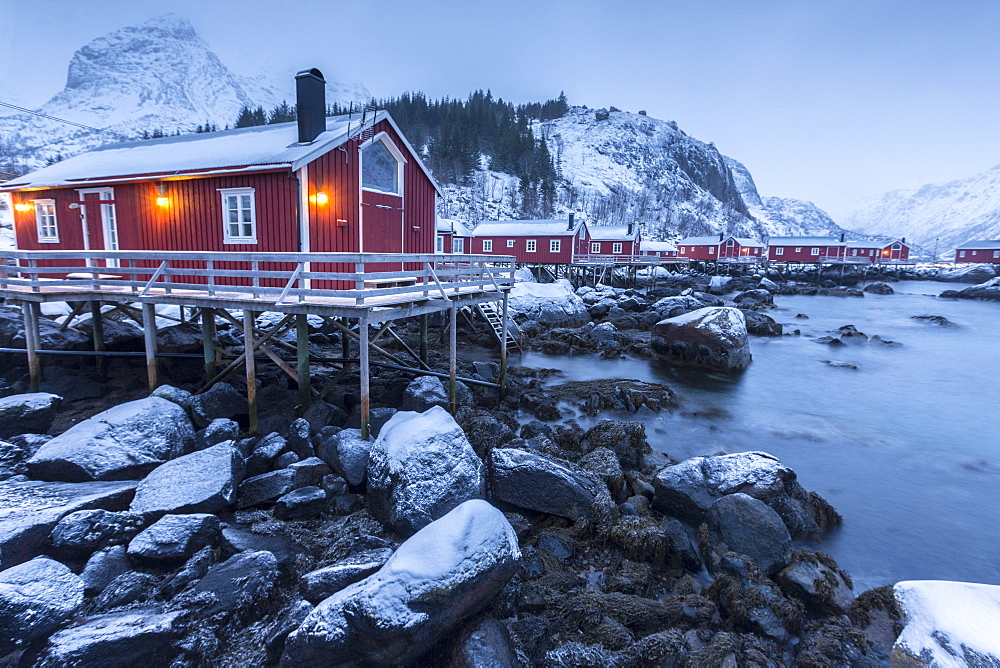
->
[2,0,999,218]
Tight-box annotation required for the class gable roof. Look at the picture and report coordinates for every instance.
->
[474,218,585,237]
[1,111,444,197]
[677,236,723,245]
[437,217,473,237]
[587,224,639,241]
[731,237,764,248]
[641,241,677,252]
[956,239,1000,250]
[767,236,845,246]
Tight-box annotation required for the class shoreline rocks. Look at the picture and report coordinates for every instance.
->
[651,307,752,371]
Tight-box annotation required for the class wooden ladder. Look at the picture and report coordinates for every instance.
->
[475,301,522,351]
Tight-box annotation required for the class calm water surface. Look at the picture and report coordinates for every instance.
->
[518,280,1000,591]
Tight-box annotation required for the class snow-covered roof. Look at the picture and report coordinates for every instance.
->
[586,224,638,241]
[731,237,764,248]
[436,217,473,237]
[641,241,677,252]
[474,218,584,237]
[956,239,1000,250]
[677,236,723,245]
[845,240,883,248]
[2,111,444,197]
[767,236,845,246]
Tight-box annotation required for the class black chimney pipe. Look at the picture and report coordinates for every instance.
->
[627,222,634,236]
[568,212,575,231]
[840,232,845,242]
[719,232,724,241]
[295,68,326,144]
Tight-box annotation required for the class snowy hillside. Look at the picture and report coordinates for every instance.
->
[842,164,1000,253]
[0,14,369,170]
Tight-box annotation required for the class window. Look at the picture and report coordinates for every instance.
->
[506,239,515,247]
[482,239,493,252]
[550,239,561,253]
[971,251,977,256]
[960,250,966,258]
[811,248,820,256]
[34,200,59,242]
[219,188,256,243]
[526,239,537,253]
[436,235,444,253]
[993,251,999,258]
[613,242,623,254]
[708,247,715,254]
[591,242,601,254]
[892,243,901,250]
[726,238,734,247]
[452,237,464,253]
[775,247,784,255]
[361,136,402,195]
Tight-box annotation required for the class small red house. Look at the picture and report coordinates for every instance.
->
[676,235,722,260]
[436,217,473,253]
[584,223,641,259]
[472,215,589,264]
[638,240,678,258]
[845,239,910,263]
[955,240,1000,264]
[718,236,764,260]
[1,69,442,271]
[766,236,846,262]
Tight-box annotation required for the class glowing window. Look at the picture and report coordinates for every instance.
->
[219,188,256,243]
[34,200,59,242]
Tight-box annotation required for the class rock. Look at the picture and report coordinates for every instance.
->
[156,322,203,353]
[455,409,516,459]
[49,509,144,558]
[186,550,279,626]
[706,493,791,576]
[299,548,395,603]
[27,397,195,482]
[893,580,1000,667]
[0,479,137,569]
[578,447,626,502]
[195,418,240,450]
[759,277,780,291]
[400,375,449,412]
[0,307,90,351]
[368,407,485,535]
[32,609,186,667]
[220,525,299,569]
[911,314,957,327]
[707,276,732,295]
[588,298,615,319]
[822,360,859,369]
[162,546,213,597]
[246,432,286,477]
[317,428,373,487]
[92,571,159,611]
[276,452,299,468]
[450,616,520,668]
[489,448,597,521]
[264,600,314,662]
[508,279,589,327]
[0,557,85,655]
[777,550,854,615]
[150,384,192,408]
[734,289,774,305]
[936,264,997,283]
[651,307,752,371]
[368,407,397,436]
[741,310,782,336]
[188,383,246,429]
[282,500,520,666]
[863,282,894,294]
[837,324,868,340]
[287,456,331,487]
[130,442,244,516]
[520,420,554,440]
[0,392,61,439]
[581,420,649,469]
[80,546,130,595]
[237,469,296,509]
[127,513,221,566]
[285,418,315,459]
[273,486,327,520]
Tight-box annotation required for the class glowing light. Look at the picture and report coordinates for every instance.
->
[310,191,329,205]
[156,196,169,207]
[14,203,31,212]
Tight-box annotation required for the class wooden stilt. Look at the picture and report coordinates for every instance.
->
[341,317,350,359]
[296,314,311,413]
[449,302,458,414]
[359,318,370,440]
[499,291,509,400]
[22,302,41,392]
[89,301,106,378]
[201,309,217,384]
[142,303,158,391]
[419,314,429,365]
[243,309,258,435]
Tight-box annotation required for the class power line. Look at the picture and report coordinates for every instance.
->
[0,101,103,132]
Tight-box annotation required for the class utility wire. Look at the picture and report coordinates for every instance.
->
[0,101,103,132]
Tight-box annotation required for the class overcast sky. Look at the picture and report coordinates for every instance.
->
[1,0,998,217]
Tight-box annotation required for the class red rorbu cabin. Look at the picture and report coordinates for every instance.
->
[638,241,678,258]
[472,215,589,264]
[676,235,722,260]
[718,236,764,260]
[0,69,442,282]
[766,236,846,262]
[955,240,1000,264]
[584,223,641,259]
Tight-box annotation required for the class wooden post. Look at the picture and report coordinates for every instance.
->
[201,309,217,384]
[359,318,370,440]
[419,314,429,365]
[22,302,41,392]
[243,309,258,435]
[142,302,158,391]
[296,313,311,413]
[449,302,458,414]
[499,291,509,400]
[89,301,106,378]
[341,316,350,359]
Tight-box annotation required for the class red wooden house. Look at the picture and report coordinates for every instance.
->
[472,215,589,264]
[766,236,846,262]
[1,69,442,276]
[584,223,640,259]
[435,217,473,253]
[955,240,1000,264]
[676,235,722,260]
[638,240,678,258]
[844,239,911,263]
[718,236,764,260]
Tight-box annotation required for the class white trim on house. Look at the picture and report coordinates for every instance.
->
[482,239,493,252]
[359,131,406,198]
[33,199,59,243]
[218,187,257,244]
[591,242,600,254]
[613,242,623,254]
[526,239,537,253]
[550,239,561,253]
[506,239,515,248]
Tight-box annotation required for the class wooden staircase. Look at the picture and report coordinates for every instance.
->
[475,301,522,351]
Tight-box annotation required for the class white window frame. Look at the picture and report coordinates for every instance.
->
[219,187,257,244]
[506,239,515,248]
[810,247,820,256]
[34,199,59,243]
[708,246,715,254]
[435,235,444,253]
[360,132,406,197]
[795,247,802,253]
[959,250,966,258]
[613,242,623,254]
[726,238,735,247]
[526,239,537,253]
[892,243,902,251]
[482,239,493,252]
[591,242,601,254]
[550,239,561,253]
[971,250,977,256]
[994,251,999,259]
[774,247,784,256]
[452,237,464,253]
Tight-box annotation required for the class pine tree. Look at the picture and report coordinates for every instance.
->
[268,100,296,124]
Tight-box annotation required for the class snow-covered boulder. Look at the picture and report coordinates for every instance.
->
[282,500,520,665]
[0,557,85,656]
[489,448,598,521]
[946,275,1000,302]
[936,264,997,284]
[707,275,733,295]
[508,279,589,327]
[893,580,1000,666]
[651,306,751,371]
[27,397,194,482]
[130,442,244,516]
[299,547,394,604]
[367,407,485,535]
[759,277,780,291]
[32,609,187,667]
[0,393,61,439]
[400,375,449,412]
[862,282,894,294]
[649,295,705,318]
[513,267,536,283]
